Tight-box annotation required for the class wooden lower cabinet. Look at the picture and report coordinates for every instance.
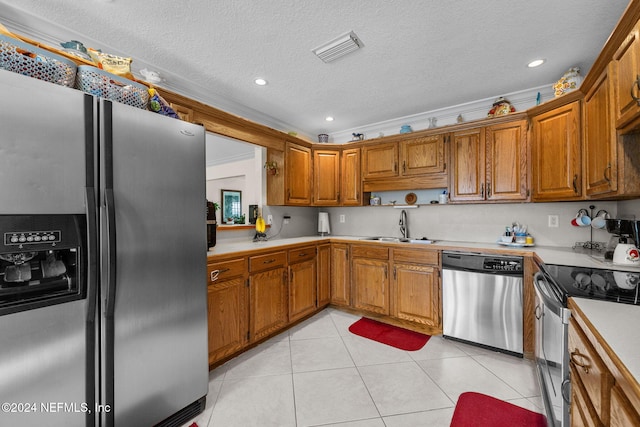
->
[393,263,439,327]
[330,243,350,306]
[249,252,288,341]
[568,299,640,427]
[352,257,390,315]
[207,277,248,364]
[317,244,331,307]
[288,246,317,322]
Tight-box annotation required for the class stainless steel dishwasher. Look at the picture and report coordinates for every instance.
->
[442,251,524,356]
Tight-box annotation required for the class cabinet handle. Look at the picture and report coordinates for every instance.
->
[298,253,307,257]
[263,259,276,264]
[570,350,591,374]
[393,267,396,280]
[561,379,571,404]
[487,182,492,198]
[210,268,229,282]
[337,191,340,203]
[385,266,388,279]
[604,163,612,183]
[402,161,406,173]
[572,175,578,194]
[480,183,485,198]
[534,304,542,320]
[631,75,640,105]
[394,162,397,172]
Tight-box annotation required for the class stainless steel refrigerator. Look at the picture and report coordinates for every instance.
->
[0,69,208,427]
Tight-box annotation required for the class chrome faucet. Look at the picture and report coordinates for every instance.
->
[399,209,409,239]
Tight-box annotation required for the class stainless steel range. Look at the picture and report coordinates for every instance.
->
[533,260,640,427]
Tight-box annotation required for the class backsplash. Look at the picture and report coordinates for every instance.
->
[215,200,639,249]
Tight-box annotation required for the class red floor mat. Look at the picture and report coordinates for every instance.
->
[450,392,547,427]
[348,317,430,351]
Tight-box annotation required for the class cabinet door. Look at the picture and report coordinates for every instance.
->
[485,120,528,201]
[531,101,582,201]
[317,244,331,307]
[352,258,389,315]
[584,67,617,197]
[569,318,613,423]
[250,267,288,341]
[289,259,317,322]
[207,277,248,364]
[400,135,445,176]
[393,263,439,327]
[362,142,398,179]
[450,128,485,201]
[286,142,311,205]
[612,23,640,128]
[341,148,361,206]
[313,149,340,205]
[610,384,640,427]
[330,244,350,306]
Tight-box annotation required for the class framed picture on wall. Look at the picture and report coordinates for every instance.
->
[221,189,242,223]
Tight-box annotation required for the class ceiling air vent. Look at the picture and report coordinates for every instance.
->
[312,31,363,63]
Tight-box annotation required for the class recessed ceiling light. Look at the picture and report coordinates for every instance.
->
[527,59,545,68]
[325,116,334,122]
[254,78,268,86]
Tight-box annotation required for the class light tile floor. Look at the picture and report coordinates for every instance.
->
[183,308,544,427]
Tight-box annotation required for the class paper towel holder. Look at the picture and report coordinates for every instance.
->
[318,212,331,236]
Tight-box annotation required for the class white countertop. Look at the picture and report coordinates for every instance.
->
[571,298,640,384]
[207,235,640,389]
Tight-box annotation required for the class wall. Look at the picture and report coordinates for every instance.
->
[206,147,264,223]
[324,201,622,248]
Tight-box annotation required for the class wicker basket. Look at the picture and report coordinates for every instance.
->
[0,34,77,87]
[75,65,149,109]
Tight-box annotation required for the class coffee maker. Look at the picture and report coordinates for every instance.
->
[605,219,640,264]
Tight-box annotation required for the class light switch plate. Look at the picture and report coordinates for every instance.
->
[267,215,273,225]
[339,214,345,223]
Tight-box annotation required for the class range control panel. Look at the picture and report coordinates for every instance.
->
[483,258,523,272]
[4,230,61,246]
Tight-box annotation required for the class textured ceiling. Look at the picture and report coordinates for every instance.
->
[0,0,631,139]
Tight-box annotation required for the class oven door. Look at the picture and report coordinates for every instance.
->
[534,268,571,427]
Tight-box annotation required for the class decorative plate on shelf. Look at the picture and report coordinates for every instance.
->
[405,192,417,205]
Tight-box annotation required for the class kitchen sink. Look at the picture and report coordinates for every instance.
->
[359,236,435,244]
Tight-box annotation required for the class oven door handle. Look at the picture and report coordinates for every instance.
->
[561,379,571,404]
[533,272,570,322]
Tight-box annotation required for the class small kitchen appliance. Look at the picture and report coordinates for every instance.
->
[605,219,640,264]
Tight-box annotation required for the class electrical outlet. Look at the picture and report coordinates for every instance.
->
[548,215,559,228]
[267,215,273,225]
[339,214,346,223]
[283,217,290,224]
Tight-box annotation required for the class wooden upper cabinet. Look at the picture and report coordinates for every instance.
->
[399,135,445,176]
[362,142,398,179]
[531,100,582,201]
[341,148,361,205]
[584,66,618,197]
[450,128,485,201]
[312,149,340,205]
[285,142,311,205]
[486,120,528,201]
[612,22,640,129]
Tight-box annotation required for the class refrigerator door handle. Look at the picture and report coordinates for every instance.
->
[105,188,117,317]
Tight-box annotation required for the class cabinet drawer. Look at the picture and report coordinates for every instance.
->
[569,318,613,421]
[351,245,389,260]
[289,246,316,263]
[392,248,439,265]
[249,251,287,272]
[208,258,246,284]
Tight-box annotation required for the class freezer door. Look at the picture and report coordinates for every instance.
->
[99,100,208,427]
[0,299,88,427]
[0,69,91,214]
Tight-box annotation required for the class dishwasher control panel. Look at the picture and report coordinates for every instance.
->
[442,251,524,275]
[483,258,523,272]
